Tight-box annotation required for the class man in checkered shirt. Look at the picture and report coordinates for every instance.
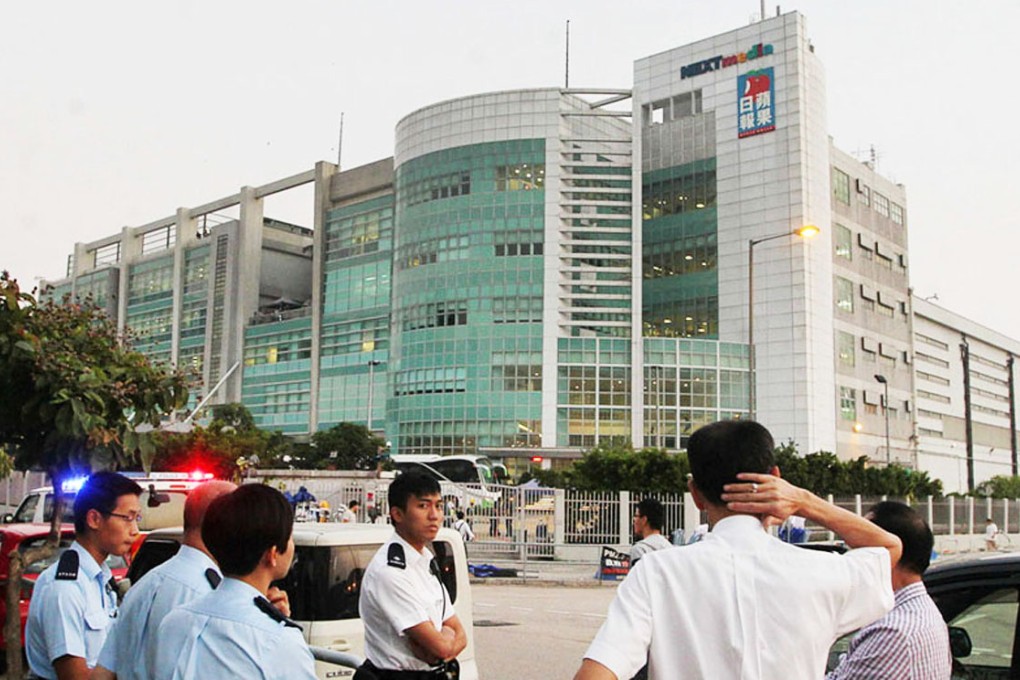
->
[827,501,951,679]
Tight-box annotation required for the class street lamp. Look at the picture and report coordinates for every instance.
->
[747,225,819,420]
[366,359,382,433]
[874,374,891,463]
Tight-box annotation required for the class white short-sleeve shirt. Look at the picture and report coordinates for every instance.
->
[584,514,894,680]
[360,532,455,671]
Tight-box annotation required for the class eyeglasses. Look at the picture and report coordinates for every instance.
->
[104,512,143,524]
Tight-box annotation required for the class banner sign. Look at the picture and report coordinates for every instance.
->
[597,546,630,581]
[737,67,776,139]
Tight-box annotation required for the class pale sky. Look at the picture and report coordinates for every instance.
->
[3,1,1016,338]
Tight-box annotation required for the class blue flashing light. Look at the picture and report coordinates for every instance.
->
[60,476,88,494]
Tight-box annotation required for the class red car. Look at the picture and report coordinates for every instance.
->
[0,523,128,654]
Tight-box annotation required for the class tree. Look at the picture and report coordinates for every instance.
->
[976,475,1020,499]
[150,403,296,480]
[309,423,385,470]
[774,440,942,498]
[0,273,188,674]
[562,443,689,493]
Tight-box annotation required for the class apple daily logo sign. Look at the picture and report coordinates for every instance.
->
[737,68,775,138]
[680,42,774,80]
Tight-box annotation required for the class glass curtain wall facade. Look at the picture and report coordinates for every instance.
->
[391,139,546,455]
[125,255,174,366]
[318,194,394,429]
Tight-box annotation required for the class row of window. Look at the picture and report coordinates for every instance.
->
[393,367,467,396]
[404,171,471,207]
[243,333,312,366]
[832,168,905,225]
[127,258,174,306]
[834,276,907,318]
[493,296,542,324]
[323,206,393,262]
[398,300,469,332]
[395,236,469,271]
[495,164,545,192]
[492,364,542,392]
[643,234,717,279]
[834,224,907,271]
[321,317,389,356]
[641,170,717,220]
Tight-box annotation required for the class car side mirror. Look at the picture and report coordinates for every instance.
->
[147,484,171,508]
[948,626,972,659]
[1,513,12,524]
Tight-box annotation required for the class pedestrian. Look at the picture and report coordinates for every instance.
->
[630,498,671,565]
[358,472,467,679]
[984,517,999,551]
[573,420,901,680]
[453,510,475,543]
[827,501,951,679]
[26,471,143,679]
[92,480,236,680]
[341,499,360,523]
[153,484,316,680]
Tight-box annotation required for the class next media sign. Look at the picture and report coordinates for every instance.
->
[737,67,775,138]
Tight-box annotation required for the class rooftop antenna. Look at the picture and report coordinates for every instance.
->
[337,112,345,169]
[564,20,570,88]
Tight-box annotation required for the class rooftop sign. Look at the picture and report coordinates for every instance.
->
[680,42,774,80]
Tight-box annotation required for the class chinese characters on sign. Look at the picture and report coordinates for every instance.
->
[737,67,776,139]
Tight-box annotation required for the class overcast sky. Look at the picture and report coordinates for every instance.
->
[3,1,1016,338]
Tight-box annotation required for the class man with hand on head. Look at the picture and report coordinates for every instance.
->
[358,472,468,679]
[154,484,315,680]
[574,419,902,680]
[827,501,951,679]
[26,472,143,680]
[93,480,237,680]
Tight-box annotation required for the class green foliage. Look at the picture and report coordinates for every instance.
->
[0,273,189,476]
[150,403,296,479]
[561,443,689,493]
[775,440,943,498]
[308,422,386,470]
[975,475,1020,499]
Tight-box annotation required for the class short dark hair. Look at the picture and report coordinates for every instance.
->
[203,484,293,577]
[73,472,143,534]
[688,420,775,505]
[456,510,465,520]
[636,498,665,531]
[867,501,934,575]
[349,500,360,509]
[389,472,441,511]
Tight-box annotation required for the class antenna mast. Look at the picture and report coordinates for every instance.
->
[337,112,345,169]
[565,20,570,88]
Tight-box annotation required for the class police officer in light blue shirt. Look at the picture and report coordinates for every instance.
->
[26,472,143,680]
[95,480,236,680]
[153,484,315,680]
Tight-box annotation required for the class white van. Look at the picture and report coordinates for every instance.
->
[130,524,479,680]
[3,472,213,531]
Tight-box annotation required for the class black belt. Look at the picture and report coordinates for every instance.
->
[355,659,459,680]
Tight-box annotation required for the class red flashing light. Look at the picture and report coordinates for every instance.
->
[189,470,214,481]
[530,456,543,463]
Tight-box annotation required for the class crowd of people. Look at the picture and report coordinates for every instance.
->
[23,418,954,679]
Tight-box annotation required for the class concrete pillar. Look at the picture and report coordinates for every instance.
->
[309,162,338,432]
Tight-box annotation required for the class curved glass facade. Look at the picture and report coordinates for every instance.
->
[390,140,546,455]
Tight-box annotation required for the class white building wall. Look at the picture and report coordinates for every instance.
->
[634,12,835,452]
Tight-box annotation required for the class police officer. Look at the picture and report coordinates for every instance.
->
[152,484,316,680]
[93,480,236,680]
[25,471,143,680]
[359,472,468,679]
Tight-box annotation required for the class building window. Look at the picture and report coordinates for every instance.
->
[832,168,851,205]
[874,192,890,218]
[838,331,855,368]
[835,276,854,313]
[858,181,871,207]
[834,224,852,261]
[839,386,857,421]
[890,202,904,225]
[496,164,545,191]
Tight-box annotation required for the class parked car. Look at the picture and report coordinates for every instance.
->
[129,524,478,680]
[0,523,128,657]
[826,551,1020,678]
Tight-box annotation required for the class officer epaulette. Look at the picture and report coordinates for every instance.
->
[205,568,222,589]
[387,543,406,570]
[253,596,302,630]
[55,550,79,580]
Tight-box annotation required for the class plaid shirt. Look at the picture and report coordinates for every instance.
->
[827,581,951,680]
